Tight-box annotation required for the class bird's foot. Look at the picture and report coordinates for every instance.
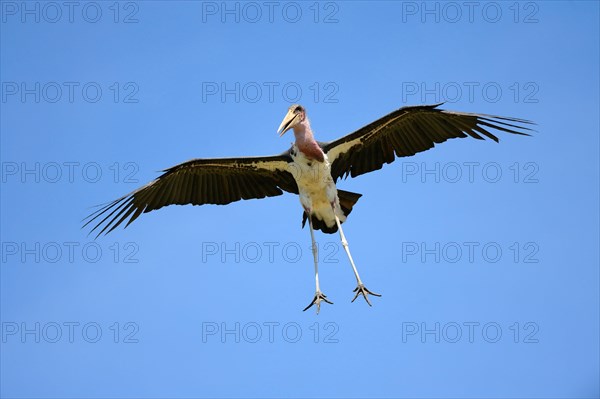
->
[303,291,333,314]
[352,284,382,306]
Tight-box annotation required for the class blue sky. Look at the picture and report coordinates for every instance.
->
[1,1,598,398]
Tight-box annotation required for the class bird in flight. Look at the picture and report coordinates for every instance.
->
[84,103,533,313]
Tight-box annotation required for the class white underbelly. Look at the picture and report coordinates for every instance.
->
[289,147,342,226]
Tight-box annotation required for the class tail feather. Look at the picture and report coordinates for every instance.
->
[301,189,362,234]
[338,189,362,216]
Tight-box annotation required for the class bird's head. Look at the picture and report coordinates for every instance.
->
[277,104,306,136]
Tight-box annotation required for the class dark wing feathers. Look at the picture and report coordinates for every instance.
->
[83,154,296,237]
[322,103,534,181]
[85,104,533,237]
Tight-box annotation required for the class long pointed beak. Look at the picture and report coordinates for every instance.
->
[277,110,298,137]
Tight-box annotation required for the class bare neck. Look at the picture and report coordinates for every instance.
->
[292,118,324,162]
[292,118,316,145]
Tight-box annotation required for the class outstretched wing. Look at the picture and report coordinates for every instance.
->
[83,153,296,237]
[322,103,535,181]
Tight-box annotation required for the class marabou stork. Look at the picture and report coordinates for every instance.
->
[84,103,533,313]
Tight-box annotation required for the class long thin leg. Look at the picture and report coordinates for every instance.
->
[303,211,333,314]
[333,212,381,306]
[333,214,362,285]
[309,214,321,292]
